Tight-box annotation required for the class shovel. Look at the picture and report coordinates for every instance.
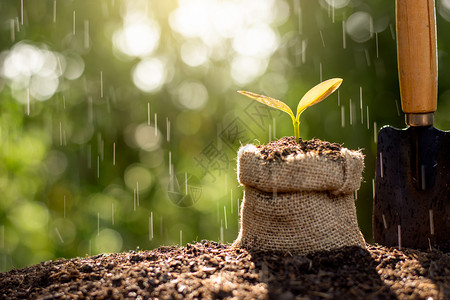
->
[373,0,450,251]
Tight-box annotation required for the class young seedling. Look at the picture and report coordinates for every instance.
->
[238,78,343,139]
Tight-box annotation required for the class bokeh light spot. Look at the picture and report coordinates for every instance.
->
[94,229,123,254]
[232,24,278,58]
[113,13,160,58]
[325,0,351,9]
[63,52,84,80]
[134,123,161,152]
[124,164,153,192]
[132,58,167,93]
[231,55,268,84]
[9,201,49,231]
[346,11,373,43]
[180,40,209,67]
[176,81,208,110]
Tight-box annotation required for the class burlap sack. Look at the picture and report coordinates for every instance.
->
[233,144,366,254]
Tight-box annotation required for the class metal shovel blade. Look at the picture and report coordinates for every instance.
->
[374,125,450,251]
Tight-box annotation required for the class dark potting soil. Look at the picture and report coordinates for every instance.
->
[1,241,448,300]
[256,136,344,161]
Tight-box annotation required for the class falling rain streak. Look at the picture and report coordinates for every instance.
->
[380,152,384,178]
[166,118,171,142]
[84,20,90,49]
[10,20,14,42]
[149,212,153,240]
[365,49,371,67]
[224,206,228,230]
[360,87,363,124]
[302,40,306,64]
[341,106,345,128]
[372,179,375,200]
[382,214,387,229]
[100,71,103,98]
[97,156,100,178]
[148,103,150,125]
[112,203,115,225]
[21,0,24,25]
[395,100,401,116]
[376,32,379,58]
[113,142,116,166]
[366,106,370,130]
[137,181,140,207]
[342,20,346,49]
[59,122,63,146]
[230,190,233,214]
[154,113,158,136]
[53,0,57,23]
[73,11,76,35]
[55,228,64,244]
[319,30,325,48]
[429,209,434,235]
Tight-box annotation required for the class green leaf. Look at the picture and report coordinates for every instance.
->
[296,78,343,122]
[237,90,295,121]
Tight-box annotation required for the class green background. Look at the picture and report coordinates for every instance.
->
[1,0,450,271]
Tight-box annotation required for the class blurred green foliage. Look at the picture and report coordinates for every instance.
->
[1,0,450,271]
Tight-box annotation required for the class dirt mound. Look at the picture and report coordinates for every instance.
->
[1,241,448,299]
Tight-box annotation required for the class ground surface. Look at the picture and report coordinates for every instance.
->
[1,241,449,299]
[256,136,344,161]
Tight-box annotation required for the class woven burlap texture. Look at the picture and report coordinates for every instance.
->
[234,144,366,254]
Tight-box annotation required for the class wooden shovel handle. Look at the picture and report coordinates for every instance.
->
[396,0,437,114]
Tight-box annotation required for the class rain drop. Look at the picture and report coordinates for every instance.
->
[149,212,153,240]
[224,205,228,230]
[73,11,76,35]
[112,202,114,225]
[374,122,377,143]
[382,214,387,229]
[113,142,116,166]
[360,87,363,124]
[55,227,64,244]
[429,209,435,235]
[342,20,346,49]
[53,0,56,23]
[84,20,90,49]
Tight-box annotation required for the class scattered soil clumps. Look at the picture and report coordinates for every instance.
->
[257,136,343,161]
[1,241,448,299]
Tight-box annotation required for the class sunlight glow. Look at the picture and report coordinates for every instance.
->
[169,0,288,84]
[324,0,351,9]
[132,58,167,93]
[180,40,209,67]
[113,13,160,58]
[0,41,83,102]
